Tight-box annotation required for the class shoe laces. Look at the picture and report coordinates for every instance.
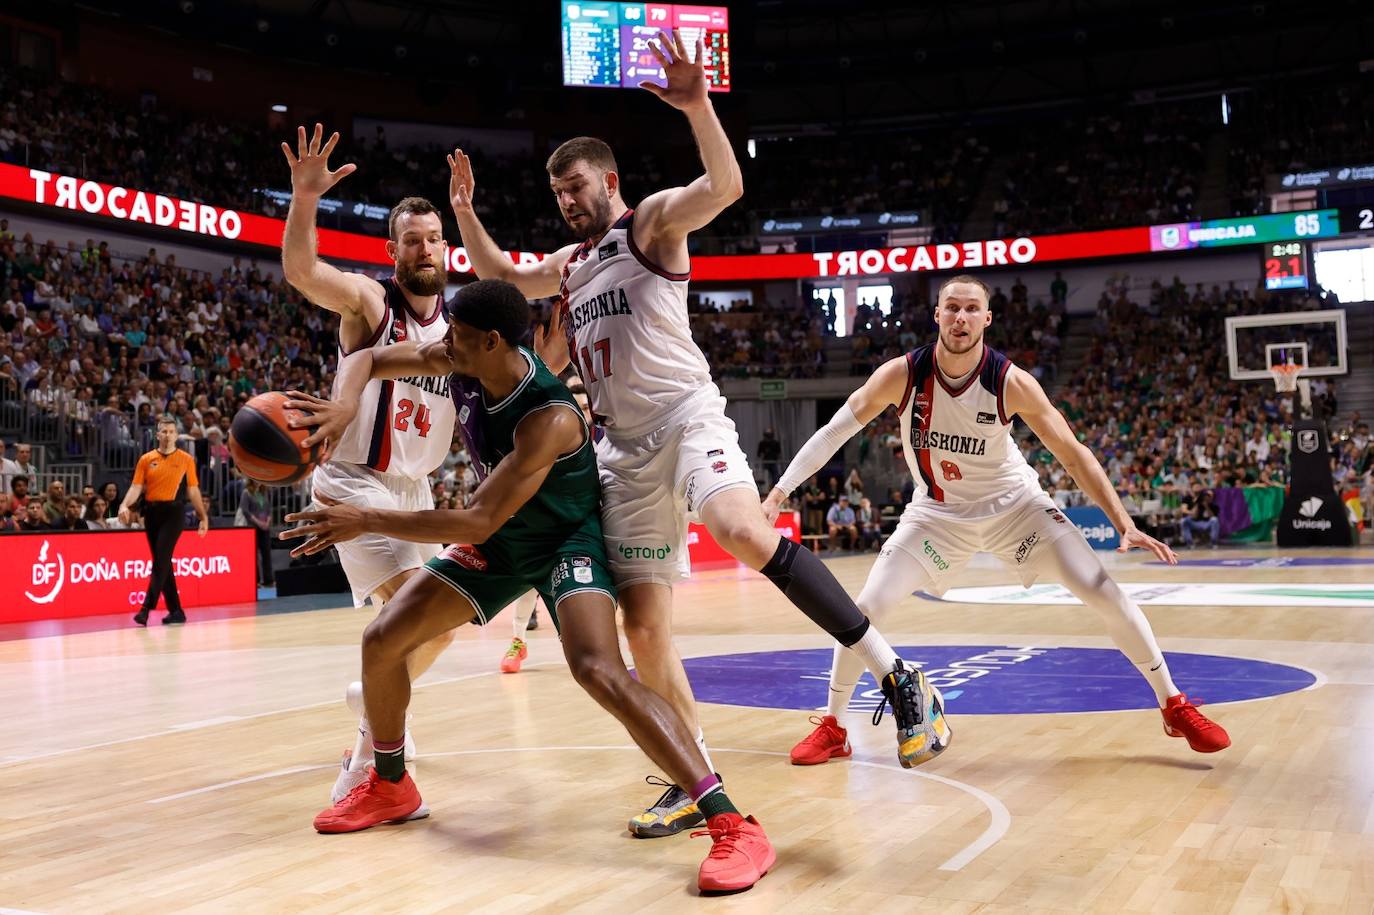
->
[799,715,842,746]
[504,639,524,658]
[690,816,745,857]
[1171,695,1219,731]
[335,772,379,810]
[872,660,922,730]
[644,775,684,810]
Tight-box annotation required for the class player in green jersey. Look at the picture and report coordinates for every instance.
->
[282,280,775,894]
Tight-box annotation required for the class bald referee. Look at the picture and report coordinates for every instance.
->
[120,416,210,626]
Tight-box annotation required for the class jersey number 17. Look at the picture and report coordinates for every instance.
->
[572,337,614,382]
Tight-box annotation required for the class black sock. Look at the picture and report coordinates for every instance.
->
[373,737,406,782]
[695,786,740,820]
[760,536,869,647]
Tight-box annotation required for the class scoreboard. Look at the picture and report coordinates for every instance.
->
[561,2,730,92]
[1263,241,1310,291]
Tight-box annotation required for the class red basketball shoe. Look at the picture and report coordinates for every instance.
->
[1161,694,1231,753]
[694,813,776,894]
[314,768,425,833]
[500,637,527,673]
[789,715,853,765]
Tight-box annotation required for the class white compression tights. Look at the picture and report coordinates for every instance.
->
[823,534,1179,719]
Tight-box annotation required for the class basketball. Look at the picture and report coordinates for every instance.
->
[229,392,320,486]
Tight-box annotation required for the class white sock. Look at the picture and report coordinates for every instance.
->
[510,591,538,637]
[348,718,374,771]
[344,681,374,771]
[695,728,715,773]
[825,644,867,719]
[849,624,901,685]
[1135,654,1181,707]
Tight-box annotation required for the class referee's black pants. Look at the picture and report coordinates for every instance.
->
[142,502,185,614]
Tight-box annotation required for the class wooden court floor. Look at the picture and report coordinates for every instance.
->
[1,547,1372,913]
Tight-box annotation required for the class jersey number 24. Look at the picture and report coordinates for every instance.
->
[394,399,432,437]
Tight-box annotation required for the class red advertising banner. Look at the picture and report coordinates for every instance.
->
[687,510,800,567]
[0,162,1270,281]
[1,528,257,623]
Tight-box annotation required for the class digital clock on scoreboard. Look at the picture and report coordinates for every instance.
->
[561,3,730,92]
[1263,241,1309,291]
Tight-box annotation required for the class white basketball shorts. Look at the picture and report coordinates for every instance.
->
[310,459,441,607]
[885,489,1083,595]
[595,389,757,587]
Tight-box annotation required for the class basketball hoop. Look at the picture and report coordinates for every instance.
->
[1269,362,1303,394]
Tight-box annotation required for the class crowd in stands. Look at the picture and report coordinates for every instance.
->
[782,279,1371,550]
[991,104,1209,237]
[1019,280,1297,540]
[1226,80,1374,217]
[0,220,339,518]
[12,63,1365,255]
[744,132,992,245]
[689,294,830,380]
[0,466,128,534]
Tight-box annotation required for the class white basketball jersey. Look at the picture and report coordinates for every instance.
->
[558,209,713,432]
[328,278,456,480]
[897,343,1040,515]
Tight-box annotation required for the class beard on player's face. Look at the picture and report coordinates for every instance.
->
[562,185,614,240]
[395,251,447,296]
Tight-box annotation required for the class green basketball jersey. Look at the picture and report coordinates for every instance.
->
[449,348,600,569]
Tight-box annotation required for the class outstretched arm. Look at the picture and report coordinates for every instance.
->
[447,148,576,298]
[634,29,743,243]
[761,356,909,521]
[280,124,383,318]
[281,405,584,553]
[286,341,453,451]
[1005,367,1177,563]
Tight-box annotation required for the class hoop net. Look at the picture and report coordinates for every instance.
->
[1269,362,1303,394]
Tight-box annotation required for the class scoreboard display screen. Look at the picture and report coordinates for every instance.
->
[1263,240,1310,291]
[561,3,730,92]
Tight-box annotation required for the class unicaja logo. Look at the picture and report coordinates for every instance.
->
[1292,496,1333,530]
[25,540,65,604]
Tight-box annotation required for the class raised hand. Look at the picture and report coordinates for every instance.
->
[280,123,357,200]
[639,28,708,111]
[447,148,475,214]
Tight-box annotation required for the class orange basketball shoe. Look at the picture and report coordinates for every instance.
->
[1161,694,1231,753]
[500,637,528,673]
[790,715,853,765]
[694,813,776,894]
[314,768,425,833]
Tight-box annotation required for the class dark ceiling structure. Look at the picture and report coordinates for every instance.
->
[41,0,1374,131]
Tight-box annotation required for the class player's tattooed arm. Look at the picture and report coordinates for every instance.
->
[763,356,909,520]
[635,29,742,247]
[286,342,453,453]
[281,407,582,553]
[447,147,577,298]
[280,123,385,320]
[1005,367,1177,563]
